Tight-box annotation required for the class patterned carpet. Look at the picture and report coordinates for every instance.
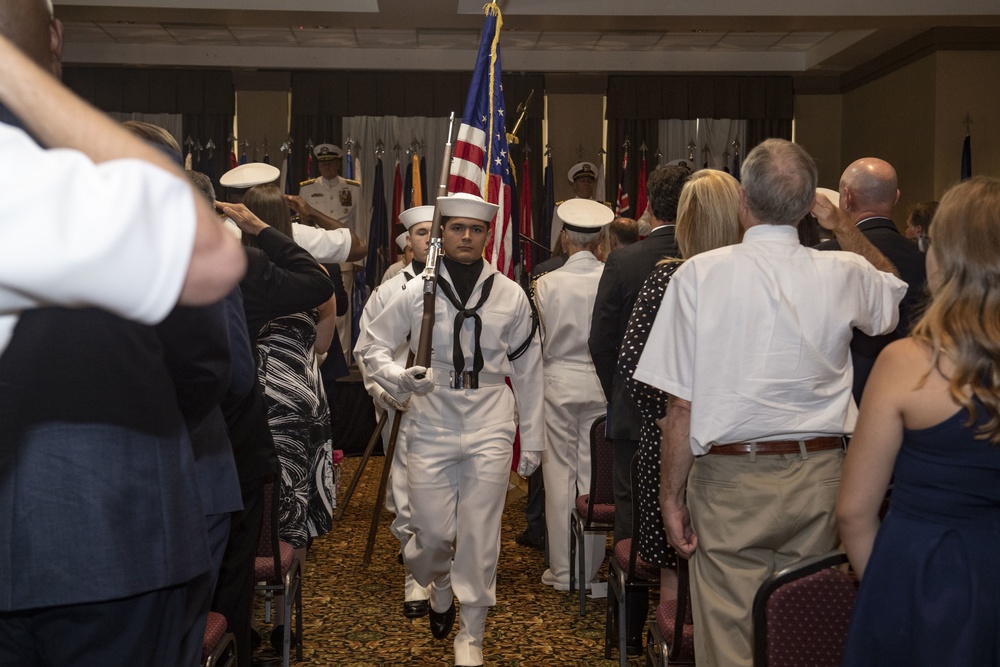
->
[254,455,652,666]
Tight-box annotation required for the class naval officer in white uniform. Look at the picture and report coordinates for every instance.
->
[299,143,365,361]
[360,193,544,667]
[355,205,434,619]
[533,198,613,591]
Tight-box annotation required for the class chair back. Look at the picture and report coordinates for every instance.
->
[585,416,615,523]
[751,551,857,667]
[256,477,283,585]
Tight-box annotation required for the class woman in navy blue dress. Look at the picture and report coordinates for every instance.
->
[837,176,1000,666]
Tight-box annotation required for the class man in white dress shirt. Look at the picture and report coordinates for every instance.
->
[533,198,613,591]
[0,24,243,358]
[633,139,908,667]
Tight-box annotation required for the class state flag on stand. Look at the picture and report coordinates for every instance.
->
[364,157,389,291]
[540,152,555,254]
[519,152,533,275]
[411,151,423,206]
[636,150,648,219]
[615,147,630,216]
[448,2,515,279]
[961,133,972,180]
[391,157,403,262]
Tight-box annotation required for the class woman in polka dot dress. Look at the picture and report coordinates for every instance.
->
[618,168,743,602]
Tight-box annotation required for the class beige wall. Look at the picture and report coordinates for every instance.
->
[546,93,605,202]
[235,90,289,167]
[793,94,843,190]
[795,50,1000,224]
[934,51,1000,197]
[841,54,938,218]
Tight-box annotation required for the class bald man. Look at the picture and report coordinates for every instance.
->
[816,158,927,401]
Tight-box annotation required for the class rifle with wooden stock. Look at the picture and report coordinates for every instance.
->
[362,112,455,565]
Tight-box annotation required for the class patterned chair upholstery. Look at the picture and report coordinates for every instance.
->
[751,551,858,667]
[605,454,661,667]
[255,479,304,667]
[202,611,237,667]
[645,558,695,667]
[569,416,615,616]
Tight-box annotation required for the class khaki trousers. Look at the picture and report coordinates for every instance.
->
[687,448,844,667]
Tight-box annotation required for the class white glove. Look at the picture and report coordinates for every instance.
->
[378,391,410,413]
[397,366,434,396]
[517,450,541,477]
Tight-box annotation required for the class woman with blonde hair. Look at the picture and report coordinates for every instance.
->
[838,176,1000,665]
[619,169,742,610]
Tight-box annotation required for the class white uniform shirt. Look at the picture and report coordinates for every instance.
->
[633,224,908,455]
[361,261,545,450]
[354,262,420,400]
[299,175,366,241]
[534,250,604,367]
[0,121,196,355]
[224,219,352,264]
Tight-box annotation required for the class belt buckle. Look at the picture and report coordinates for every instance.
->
[449,371,478,389]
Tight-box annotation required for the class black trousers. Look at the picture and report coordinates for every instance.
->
[212,478,266,667]
[0,580,202,667]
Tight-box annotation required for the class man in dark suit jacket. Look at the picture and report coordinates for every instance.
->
[588,164,690,652]
[816,158,927,402]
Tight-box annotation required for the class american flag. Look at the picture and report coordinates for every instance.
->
[448,3,515,278]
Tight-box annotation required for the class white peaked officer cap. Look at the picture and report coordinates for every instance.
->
[219,162,280,189]
[816,187,841,209]
[557,198,614,234]
[314,144,343,160]
[567,161,597,183]
[437,192,498,222]
[398,205,435,230]
[396,230,409,252]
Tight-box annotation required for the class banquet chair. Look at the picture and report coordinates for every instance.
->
[569,415,615,616]
[255,479,304,667]
[751,551,857,667]
[644,558,695,667]
[202,611,237,667]
[605,454,661,667]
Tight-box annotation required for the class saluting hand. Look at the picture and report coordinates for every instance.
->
[219,202,268,236]
[284,194,313,220]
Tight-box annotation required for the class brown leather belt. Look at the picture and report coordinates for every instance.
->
[709,436,845,456]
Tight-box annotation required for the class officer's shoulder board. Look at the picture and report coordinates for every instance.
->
[299,177,317,187]
[344,178,361,187]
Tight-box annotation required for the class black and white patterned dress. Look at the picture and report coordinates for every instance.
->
[257,309,336,548]
[618,261,681,569]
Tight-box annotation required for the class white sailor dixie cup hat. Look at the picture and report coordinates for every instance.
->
[437,192,498,222]
[557,198,614,233]
[398,205,435,230]
[313,144,343,161]
[567,161,597,183]
[219,162,281,189]
[816,187,841,209]
[396,230,409,252]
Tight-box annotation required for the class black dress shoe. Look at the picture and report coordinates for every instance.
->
[515,531,545,551]
[429,602,456,639]
[403,599,430,618]
[625,640,643,656]
[269,625,297,654]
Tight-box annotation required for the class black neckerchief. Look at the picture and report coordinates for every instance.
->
[437,258,493,380]
[407,259,426,279]
[442,257,484,304]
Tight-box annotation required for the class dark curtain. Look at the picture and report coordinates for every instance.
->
[606,119,659,212]
[606,75,794,177]
[745,119,793,153]
[62,66,235,192]
[289,71,545,210]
